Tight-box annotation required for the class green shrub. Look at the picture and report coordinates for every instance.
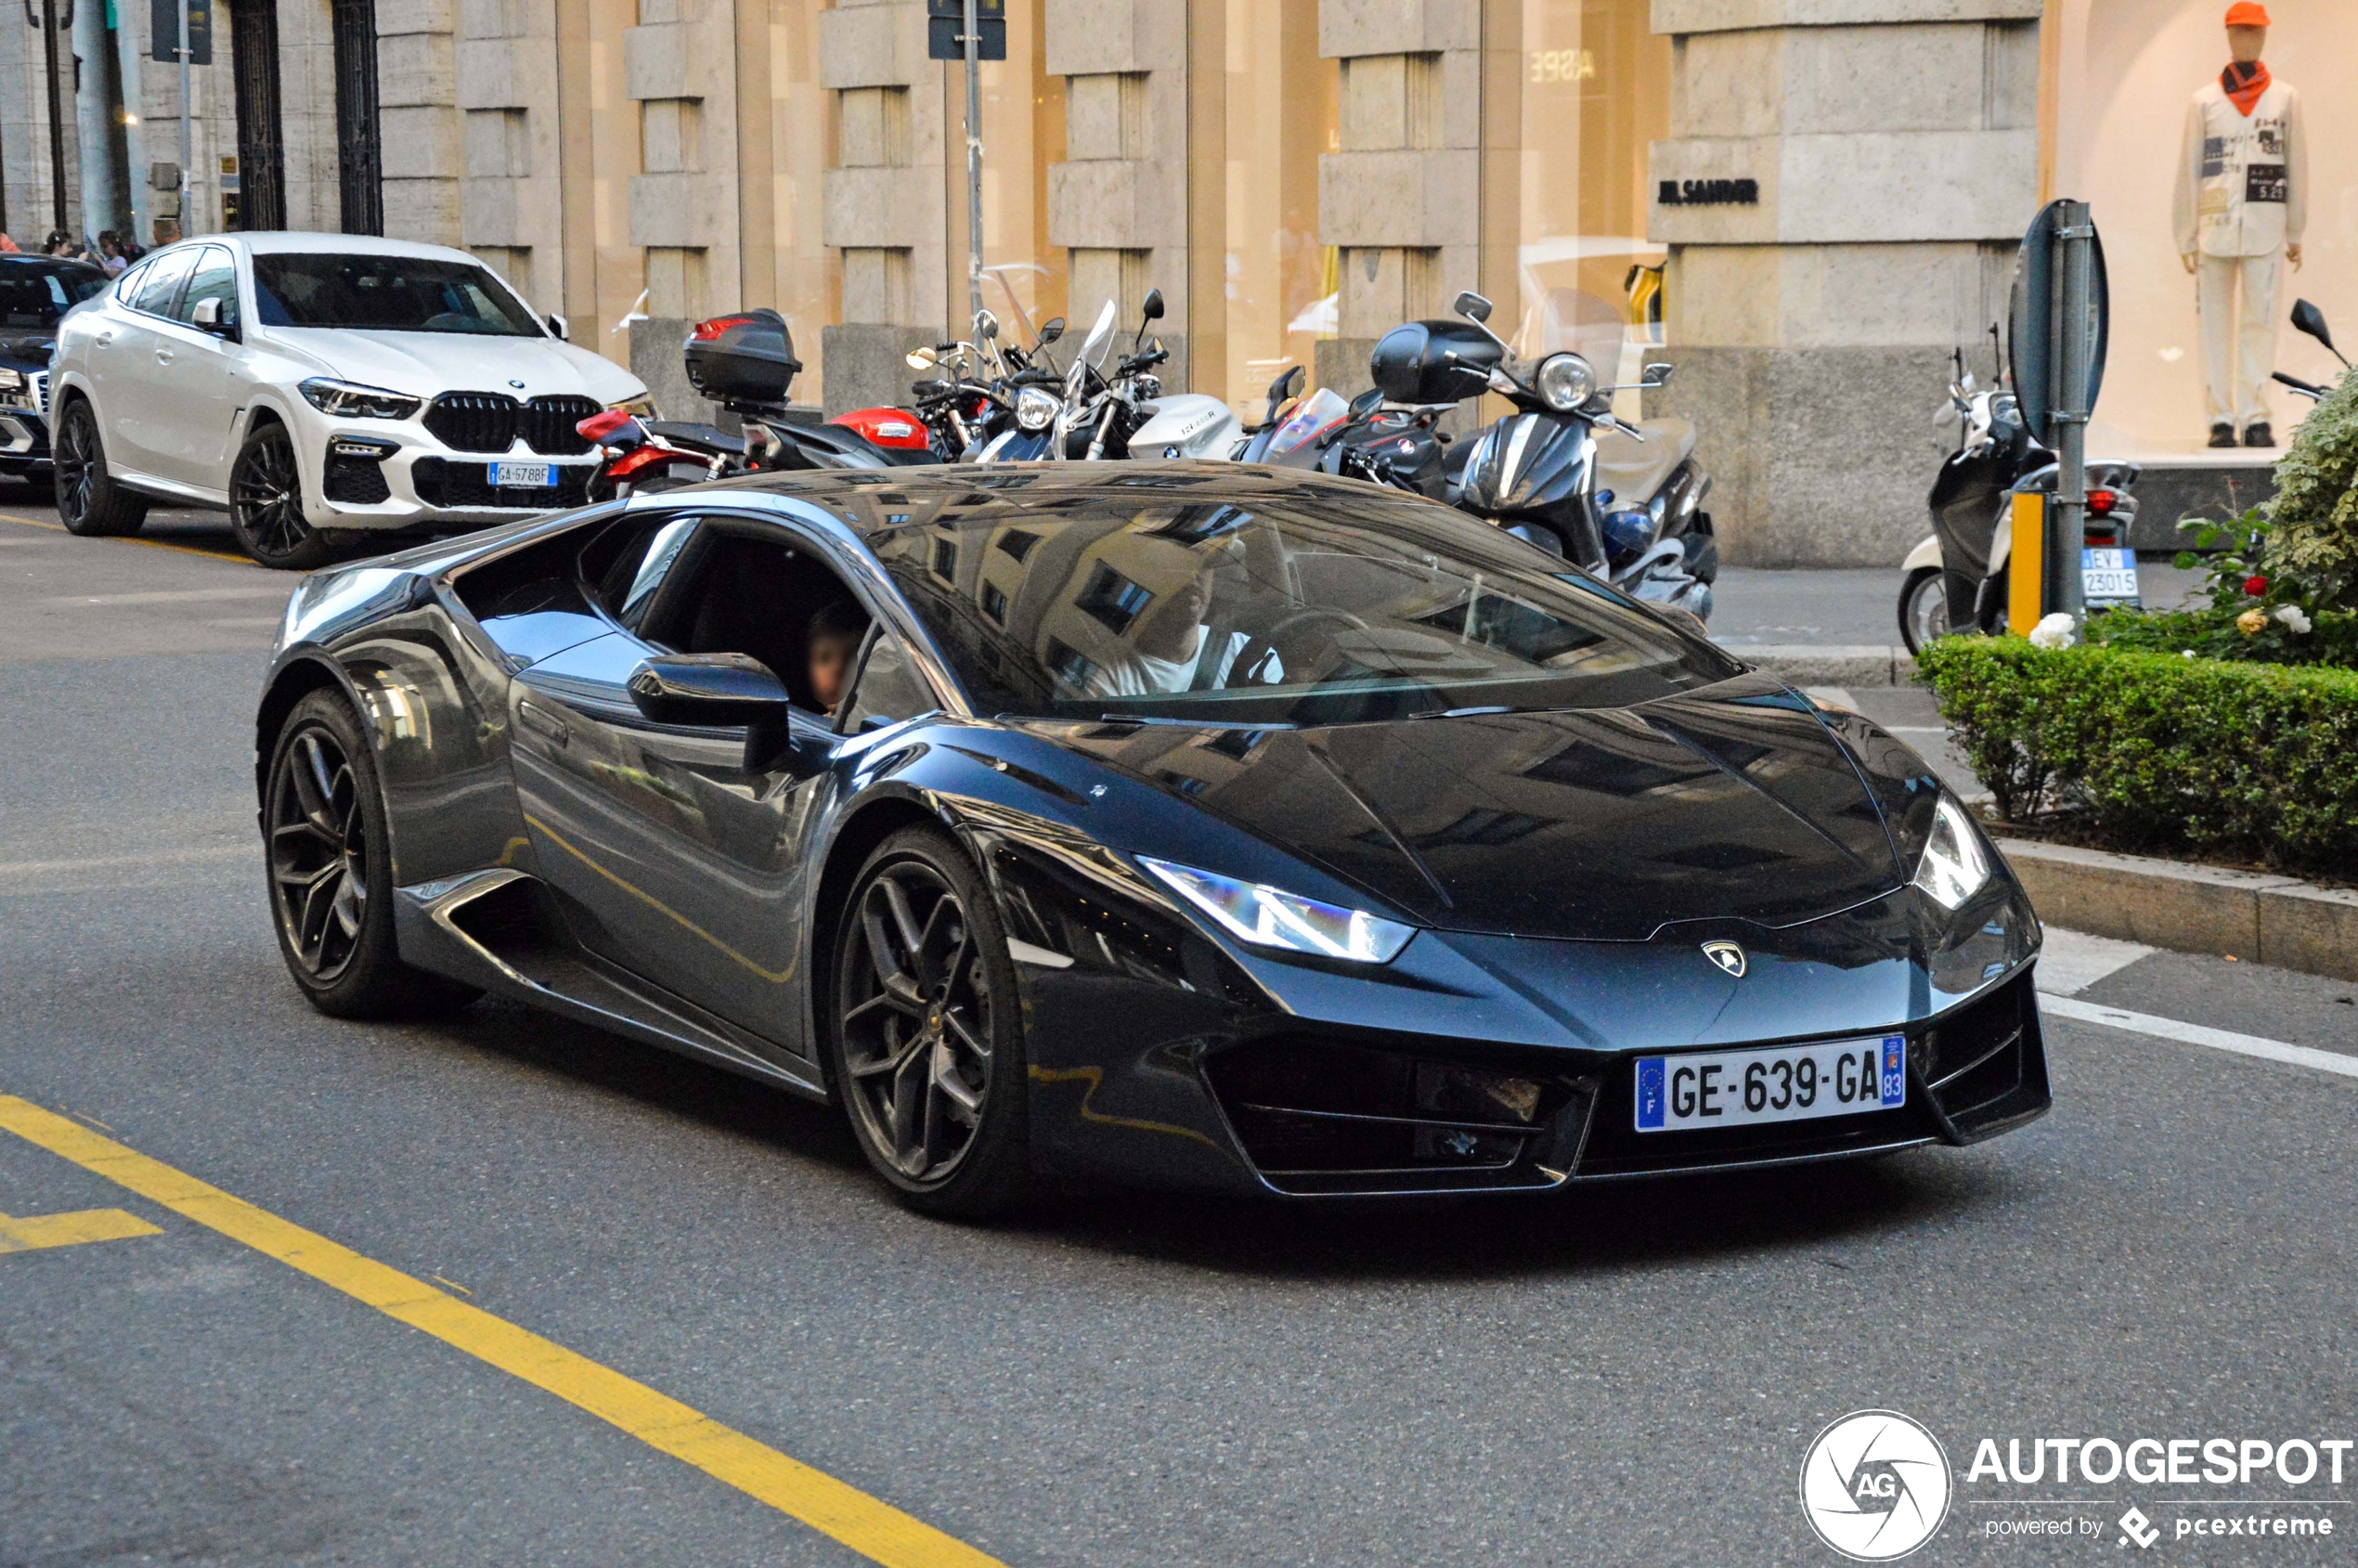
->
[1914,638,2358,874]
[2268,363,2358,606]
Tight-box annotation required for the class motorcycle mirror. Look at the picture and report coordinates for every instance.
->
[1642,361,1676,387]
[1037,317,1065,346]
[1347,386,1383,421]
[1141,288,1165,322]
[976,308,999,341]
[1453,292,1493,324]
[2291,299,2349,366]
[1268,365,1304,406]
[906,345,939,369]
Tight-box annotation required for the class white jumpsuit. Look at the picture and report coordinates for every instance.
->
[2172,77,2307,432]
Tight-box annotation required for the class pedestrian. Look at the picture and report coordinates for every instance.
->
[45,230,76,259]
[0,233,18,253]
[97,231,128,275]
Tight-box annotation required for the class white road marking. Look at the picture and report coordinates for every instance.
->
[2036,928,2155,995]
[45,586,290,606]
[2040,993,2358,1082]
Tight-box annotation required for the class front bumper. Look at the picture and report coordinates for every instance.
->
[298,409,602,532]
[0,380,51,473]
[984,831,2049,1197]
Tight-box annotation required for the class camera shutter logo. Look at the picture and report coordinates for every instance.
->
[1799,1410,1951,1561]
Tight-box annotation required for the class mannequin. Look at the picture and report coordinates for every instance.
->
[2173,2,2306,448]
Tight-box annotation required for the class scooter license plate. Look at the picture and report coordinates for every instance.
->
[2081,547,2140,605]
[490,461,555,488]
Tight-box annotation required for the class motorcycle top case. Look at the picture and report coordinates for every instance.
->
[684,309,802,406]
[1369,319,1504,406]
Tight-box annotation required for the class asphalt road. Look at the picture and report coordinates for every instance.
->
[4,487,2355,1568]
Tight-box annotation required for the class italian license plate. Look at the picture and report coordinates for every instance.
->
[489,461,554,488]
[2081,546,2140,605]
[1634,1034,1906,1133]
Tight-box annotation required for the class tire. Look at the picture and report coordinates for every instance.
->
[1898,566,1949,655]
[52,397,149,537]
[230,421,335,570]
[828,826,1032,1218]
[265,690,480,1019]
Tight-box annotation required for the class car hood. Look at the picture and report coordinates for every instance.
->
[0,327,57,366]
[255,328,645,403]
[1063,680,1907,942]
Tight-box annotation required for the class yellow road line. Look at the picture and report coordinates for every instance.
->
[0,1206,162,1253]
[0,1096,1006,1568]
[0,509,256,567]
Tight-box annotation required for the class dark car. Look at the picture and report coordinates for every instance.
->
[0,255,109,486]
[254,464,2047,1215]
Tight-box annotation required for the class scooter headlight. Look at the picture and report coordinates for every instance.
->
[1014,385,1060,432]
[1534,353,1596,413]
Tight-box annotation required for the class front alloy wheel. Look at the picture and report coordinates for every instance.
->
[833,829,1030,1216]
[231,423,333,569]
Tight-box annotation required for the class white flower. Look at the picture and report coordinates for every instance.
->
[2182,649,2196,657]
[2028,613,2078,650]
[2274,604,2313,634]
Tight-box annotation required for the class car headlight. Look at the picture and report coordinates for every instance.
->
[1913,794,1991,912]
[606,394,658,421]
[0,369,21,393]
[1140,856,1415,964]
[1534,353,1596,413]
[1014,384,1060,433]
[300,378,421,420]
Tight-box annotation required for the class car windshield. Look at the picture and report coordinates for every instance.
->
[0,263,106,328]
[252,253,542,336]
[869,484,1742,725]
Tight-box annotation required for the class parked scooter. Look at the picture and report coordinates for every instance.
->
[2270,298,2349,406]
[1346,291,1717,620]
[1896,348,2141,654]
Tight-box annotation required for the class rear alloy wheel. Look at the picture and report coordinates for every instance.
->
[231,422,334,570]
[52,398,149,537]
[266,690,478,1018]
[831,828,1030,1218]
[1898,566,1950,654]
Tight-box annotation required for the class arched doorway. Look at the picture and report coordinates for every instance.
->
[226,0,286,229]
[330,0,382,234]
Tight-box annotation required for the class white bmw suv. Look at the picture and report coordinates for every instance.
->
[49,232,652,567]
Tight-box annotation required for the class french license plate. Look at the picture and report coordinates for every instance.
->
[1634,1034,1906,1133]
[2081,546,2140,605]
[489,461,554,488]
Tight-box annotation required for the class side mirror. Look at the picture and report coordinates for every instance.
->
[1642,361,1676,387]
[1267,364,1304,409]
[1453,291,1493,324]
[1347,386,1383,421]
[976,308,999,341]
[628,654,793,771]
[906,344,939,369]
[2291,298,2339,357]
[190,295,237,337]
[1037,317,1065,346]
[1141,288,1165,321]
[546,313,569,341]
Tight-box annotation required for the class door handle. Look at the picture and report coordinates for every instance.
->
[155,347,174,364]
[517,699,570,747]
[95,331,114,346]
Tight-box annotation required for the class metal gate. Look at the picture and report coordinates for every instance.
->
[226,0,287,229]
[330,0,382,235]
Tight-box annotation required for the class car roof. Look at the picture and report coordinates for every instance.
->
[681,461,1428,538]
[173,231,498,266]
[0,254,105,277]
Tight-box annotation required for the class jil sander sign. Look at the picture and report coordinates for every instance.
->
[1658,178,1760,207]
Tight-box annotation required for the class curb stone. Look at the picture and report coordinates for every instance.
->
[1997,838,2358,983]
[1723,644,1908,688]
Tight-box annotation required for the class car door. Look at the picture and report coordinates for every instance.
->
[148,245,247,491]
[101,247,199,480]
[506,512,885,1056]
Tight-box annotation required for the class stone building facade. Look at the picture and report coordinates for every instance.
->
[10,0,2231,567]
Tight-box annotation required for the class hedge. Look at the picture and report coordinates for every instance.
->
[1913,637,2358,875]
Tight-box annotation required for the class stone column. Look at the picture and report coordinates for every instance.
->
[820,0,945,414]
[626,0,745,402]
[458,0,565,313]
[1046,0,1189,390]
[1649,0,2042,567]
[378,0,463,243]
[1315,0,1482,396]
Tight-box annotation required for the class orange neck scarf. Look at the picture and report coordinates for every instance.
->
[2222,59,2271,116]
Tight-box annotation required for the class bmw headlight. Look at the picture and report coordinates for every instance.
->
[1140,856,1416,964]
[1534,353,1596,413]
[1913,794,1991,912]
[300,378,422,420]
[1014,384,1060,433]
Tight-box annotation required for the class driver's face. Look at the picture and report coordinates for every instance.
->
[1134,572,1212,659]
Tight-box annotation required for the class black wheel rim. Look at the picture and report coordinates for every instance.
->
[268,725,367,981]
[838,864,993,1182]
[55,408,95,524]
[234,434,310,559]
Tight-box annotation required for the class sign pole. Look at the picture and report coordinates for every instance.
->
[178,0,192,237]
[961,0,982,328]
[2049,199,2093,625]
[41,0,69,234]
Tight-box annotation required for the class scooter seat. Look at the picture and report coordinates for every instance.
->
[1591,417,1695,506]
